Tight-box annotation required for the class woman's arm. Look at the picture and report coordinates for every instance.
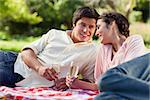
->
[71,79,98,91]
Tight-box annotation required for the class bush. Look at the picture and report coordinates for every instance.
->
[129,11,142,23]
[0,0,42,35]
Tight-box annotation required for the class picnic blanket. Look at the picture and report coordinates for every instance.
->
[0,86,99,100]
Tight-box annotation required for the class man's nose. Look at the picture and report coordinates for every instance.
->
[83,26,91,34]
[83,27,88,32]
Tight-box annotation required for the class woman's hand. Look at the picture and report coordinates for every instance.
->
[66,75,77,88]
[53,78,69,91]
[37,66,58,81]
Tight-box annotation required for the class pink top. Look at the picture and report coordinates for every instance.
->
[94,35,146,83]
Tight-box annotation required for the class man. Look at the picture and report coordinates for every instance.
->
[0,7,99,88]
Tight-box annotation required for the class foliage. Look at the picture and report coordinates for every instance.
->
[0,0,149,36]
[84,0,149,23]
[84,0,136,18]
[134,0,150,22]
[0,0,42,24]
[26,0,84,36]
[129,11,142,23]
[0,0,42,34]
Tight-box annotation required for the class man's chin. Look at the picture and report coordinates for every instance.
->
[81,39,90,42]
[82,37,91,42]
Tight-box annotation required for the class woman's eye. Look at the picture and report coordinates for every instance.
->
[96,25,100,29]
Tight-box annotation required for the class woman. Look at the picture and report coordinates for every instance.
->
[94,12,146,84]
[66,12,147,91]
[94,12,149,100]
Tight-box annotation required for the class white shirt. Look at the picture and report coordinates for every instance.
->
[14,29,98,87]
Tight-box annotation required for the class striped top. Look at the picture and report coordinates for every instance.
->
[94,35,146,83]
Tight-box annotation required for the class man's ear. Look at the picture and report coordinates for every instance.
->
[71,24,75,30]
[73,24,75,28]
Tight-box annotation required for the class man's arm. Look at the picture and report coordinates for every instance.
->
[21,48,58,81]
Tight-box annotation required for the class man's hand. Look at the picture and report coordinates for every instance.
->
[53,78,69,91]
[38,66,58,81]
[21,49,58,81]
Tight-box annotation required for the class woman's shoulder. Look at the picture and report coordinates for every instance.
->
[127,34,143,41]
[126,34,143,44]
[97,44,112,54]
[123,34,145,50]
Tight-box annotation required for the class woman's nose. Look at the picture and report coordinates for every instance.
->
[95,31,101,37]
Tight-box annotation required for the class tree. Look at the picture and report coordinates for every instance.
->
[0,0,42,34]
[26,0,84,35]
[134,0,150,22]
[84,0,136,18]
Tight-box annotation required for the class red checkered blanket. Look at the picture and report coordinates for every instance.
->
[0,86,99,100]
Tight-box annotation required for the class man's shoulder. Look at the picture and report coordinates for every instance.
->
[47,29,66,34]
[44,29,67,38]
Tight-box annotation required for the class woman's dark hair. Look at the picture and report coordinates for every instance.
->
[72,7,99,26]
[99,12,130,37]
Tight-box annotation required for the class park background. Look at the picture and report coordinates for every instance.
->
[0,0,149,52]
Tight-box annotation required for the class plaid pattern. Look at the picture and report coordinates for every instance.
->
[0,86,99,100]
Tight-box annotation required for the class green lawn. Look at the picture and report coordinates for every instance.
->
[0,22,150,52]
[0,31,39,52]
[0,40,30,52]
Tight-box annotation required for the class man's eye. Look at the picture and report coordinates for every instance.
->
[80,23,86,27]
[89,25,94,29]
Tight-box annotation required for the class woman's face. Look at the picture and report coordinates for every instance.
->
[96,19,113,44]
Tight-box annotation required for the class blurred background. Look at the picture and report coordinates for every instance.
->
[0,0,149,52]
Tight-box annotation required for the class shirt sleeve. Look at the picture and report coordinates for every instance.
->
[79,44,98,83]
[94,45,105,84]
[22,29,55,54]
[124,35,146,62]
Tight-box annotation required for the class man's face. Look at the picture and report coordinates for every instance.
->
[71,17,96,43]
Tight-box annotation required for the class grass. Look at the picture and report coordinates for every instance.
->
[0,40,29,52]
[0,31,39,52]
[0,22,150,52]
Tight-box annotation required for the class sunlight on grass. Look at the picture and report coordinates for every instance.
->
[0,31,39,52]
[0,40,32,52]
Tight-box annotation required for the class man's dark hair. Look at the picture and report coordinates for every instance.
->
[72,7,99,26]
